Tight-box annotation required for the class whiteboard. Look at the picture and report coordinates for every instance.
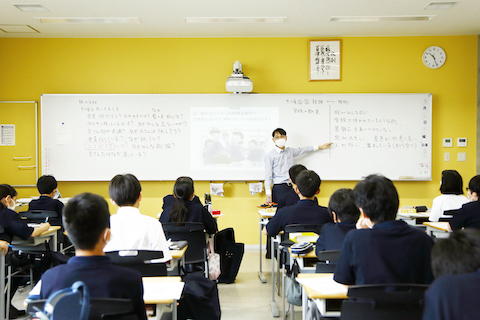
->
[40,94,432,181]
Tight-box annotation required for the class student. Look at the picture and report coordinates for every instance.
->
[276,164,307,210]
[160,176,218,235]
[162,176,202,210]
[263,170,332,237]
[449,174,480,230]
[429,170,469,222]
[0,184,50,319]
[28,175,64,217]
[103,174,172,262]
[423,229,480,320]
[38,193,147,320]
[334,174,434,285]
[315,188,359,253]
[264,128,332,203]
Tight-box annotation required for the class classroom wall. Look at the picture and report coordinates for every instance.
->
[0,36,477,244]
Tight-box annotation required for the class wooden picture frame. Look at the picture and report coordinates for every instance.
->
[309,40,341,81]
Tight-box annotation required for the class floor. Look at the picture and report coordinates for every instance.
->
[11,248,301,320]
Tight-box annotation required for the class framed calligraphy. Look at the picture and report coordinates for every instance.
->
[309,40,341,81]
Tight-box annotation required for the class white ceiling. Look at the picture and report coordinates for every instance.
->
[0,0,479,38]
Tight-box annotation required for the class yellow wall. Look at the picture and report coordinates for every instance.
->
[0,36,477,244]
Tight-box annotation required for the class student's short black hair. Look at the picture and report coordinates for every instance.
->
[109,174,141,206]
[468,175,480,194]
[353,174,399,224]
[272,128,287,137]
[440,170,464,195]
[328,188,360,222]
[0,184,17,210]
[289,164,307,184]
[37,175,58,194]
[63,193,110,250]
[431,229,480,278]
[295,170,321,198]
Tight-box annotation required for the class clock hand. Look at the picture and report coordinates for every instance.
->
[428,53,437,64]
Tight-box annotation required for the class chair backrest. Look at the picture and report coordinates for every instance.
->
[162,222,207,264]
[340,283,430,320]
[28,298,137,320]
[105,250,167,277]
[21,210,60,223]
[438,209,459,222]
[317,250,340,263]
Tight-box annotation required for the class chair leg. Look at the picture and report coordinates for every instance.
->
[6,265,11,320]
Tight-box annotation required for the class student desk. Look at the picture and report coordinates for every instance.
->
[11,226,61,252]
[143,276,184,320]
[423,221,450,239]
[297,273,347,320]
[258,208,275,284]
[27,276,184,320]
[168,246,188,273]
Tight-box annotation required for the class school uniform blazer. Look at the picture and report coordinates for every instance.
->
[334,220,434,285]
[160,200,218,234]
[0,207,34,243]
[315,221,356,254]
[265,199,332,237]
[449,200,480,231]
[28,195,64,217]
[276,188,299,210]
[39,256,147,320]
[423,269,480,320]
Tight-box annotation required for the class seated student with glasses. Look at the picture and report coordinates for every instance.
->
[334,174,434,285]
[38,193,147,320]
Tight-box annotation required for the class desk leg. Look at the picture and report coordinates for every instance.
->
[302,287,307,320]
[52,232,58,252]
[172,299,177,320]
[0,253,4,320]
[258,218,266,283]
[270,236,279,317]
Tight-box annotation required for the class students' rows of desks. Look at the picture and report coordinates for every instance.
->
[258,207,451,320]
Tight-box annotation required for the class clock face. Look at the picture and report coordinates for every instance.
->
[422,46,446,69]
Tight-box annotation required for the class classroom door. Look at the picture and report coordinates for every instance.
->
[0,102,37,186]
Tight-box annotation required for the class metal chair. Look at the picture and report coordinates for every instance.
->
[340,283,429,320]
[105,250,167,277]
[315,250,340,273]
[20,210,65,251]
[162,222,208,277]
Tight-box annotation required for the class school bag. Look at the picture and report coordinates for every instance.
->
[214,228,244,283]
[178,272,221,320]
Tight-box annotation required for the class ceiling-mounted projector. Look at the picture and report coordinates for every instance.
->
[225,61,253,94]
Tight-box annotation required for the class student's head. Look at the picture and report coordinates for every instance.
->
[289,164,307,184]
[171,176,195,223]
[431,229,480,278]
[440,170,464,195]
[467,175,480,201]
[63,193,111,251]
[109,174,142,207]
[354,174,399,224]
[295,170,321,198]
[37,175,58,195]
[328,188,360,222]
[0,184,17,210]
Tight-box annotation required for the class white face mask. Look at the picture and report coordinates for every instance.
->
[275,138,286,148]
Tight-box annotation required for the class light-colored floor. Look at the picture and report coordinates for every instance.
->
[12,248,301,320]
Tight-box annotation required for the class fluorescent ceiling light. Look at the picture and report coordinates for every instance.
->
[13,3,48,12]
[184,17,287,23]
[330,16,436,22]
[34,17,141,24]
[0,25,39,33]
[424,2,457,10]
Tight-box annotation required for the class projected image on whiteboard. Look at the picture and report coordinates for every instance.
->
[191,107,278,171]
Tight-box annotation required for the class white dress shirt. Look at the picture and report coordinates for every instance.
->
[264,145,317,196]
[104,206,172,262]
[429,194,469,222]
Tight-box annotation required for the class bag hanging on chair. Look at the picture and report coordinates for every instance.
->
[285,260,302,306]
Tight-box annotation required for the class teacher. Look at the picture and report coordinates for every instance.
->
[264,128,332,203]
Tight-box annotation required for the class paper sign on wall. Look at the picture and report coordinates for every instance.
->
[0,124,15,146]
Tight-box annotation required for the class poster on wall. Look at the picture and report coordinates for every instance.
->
[0,124,15,146]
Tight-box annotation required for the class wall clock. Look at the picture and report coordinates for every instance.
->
[422,46,446,69]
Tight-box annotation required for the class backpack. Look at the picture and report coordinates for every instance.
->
[214,228,244,283]
[178,272,221,320]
